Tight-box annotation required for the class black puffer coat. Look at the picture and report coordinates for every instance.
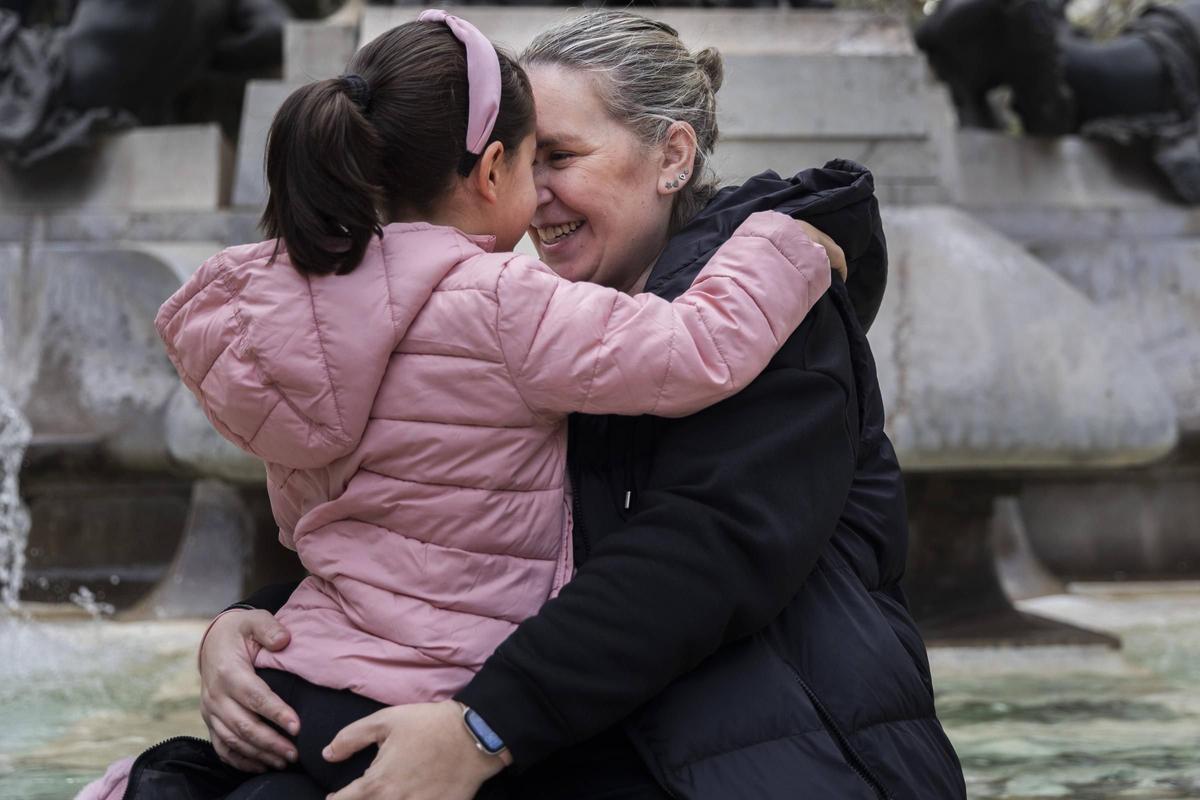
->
[457,162,967,799]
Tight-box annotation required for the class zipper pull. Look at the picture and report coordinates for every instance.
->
[624,490,632,510]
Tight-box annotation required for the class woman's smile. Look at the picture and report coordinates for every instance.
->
[525,64,673,289]
[534,219,586,245]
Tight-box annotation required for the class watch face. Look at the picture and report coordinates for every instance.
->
[465,708,506,754]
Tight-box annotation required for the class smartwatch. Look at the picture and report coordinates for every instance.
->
[459,703,507,756]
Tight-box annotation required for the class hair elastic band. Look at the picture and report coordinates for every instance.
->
[340,73,372,111]
[418,9,501,155]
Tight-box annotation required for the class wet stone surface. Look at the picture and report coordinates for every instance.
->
[3,585,1200,799]
[934,585,1200,799]
[0,615,208,799]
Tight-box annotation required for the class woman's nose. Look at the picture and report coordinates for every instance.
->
[534,168,554,206]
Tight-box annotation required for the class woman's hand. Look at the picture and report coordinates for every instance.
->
[795,220,848,282]
[198,609,300,772]
[325,701,511,800]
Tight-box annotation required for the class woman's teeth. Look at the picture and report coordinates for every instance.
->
[537,220,583,244]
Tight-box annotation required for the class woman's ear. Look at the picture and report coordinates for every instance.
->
[657,121,698,197]
[473,140,507,205]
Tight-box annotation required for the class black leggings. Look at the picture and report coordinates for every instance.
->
[222,670,669,799]
[224,668,510,799]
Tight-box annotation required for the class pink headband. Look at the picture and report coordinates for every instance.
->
[418,9,501,156]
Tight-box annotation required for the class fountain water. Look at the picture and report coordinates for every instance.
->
[0,383,31,610]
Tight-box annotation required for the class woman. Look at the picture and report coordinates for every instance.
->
[198,10,966,800]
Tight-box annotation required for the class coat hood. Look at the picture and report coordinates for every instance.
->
[155,223,495,470]
[648,160,888,331]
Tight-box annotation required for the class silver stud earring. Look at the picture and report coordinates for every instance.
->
[666,179,678,190]
[678,172,688,181]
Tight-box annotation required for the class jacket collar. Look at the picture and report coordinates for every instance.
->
[380,220,498,252]
[646,159,888,332]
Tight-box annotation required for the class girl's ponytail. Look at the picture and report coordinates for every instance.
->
[259,20,535,278]
[260,77,384,276]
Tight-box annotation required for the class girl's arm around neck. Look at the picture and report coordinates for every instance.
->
[494,211,832,419]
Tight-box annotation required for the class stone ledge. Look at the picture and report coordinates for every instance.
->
[715,137,941,182]
[718,54,934,138]
[233,81,303,209]
[0,125,230,212]
[952,129,1176,209]
[360,8,916,56]
[284,20,358,82]
[0,210,261,245]
[968,206,1200,246]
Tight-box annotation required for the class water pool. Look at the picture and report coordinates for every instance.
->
[3,584,1198,800]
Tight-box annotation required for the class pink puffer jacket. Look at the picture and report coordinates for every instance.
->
[154,213,829,706]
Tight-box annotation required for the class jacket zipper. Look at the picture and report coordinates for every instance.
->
[567,423,591,564]
[574,478,590,562]
[120,735,212,800]
[782,662,891,799]
[622,420,637,513]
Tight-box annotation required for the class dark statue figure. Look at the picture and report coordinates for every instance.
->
[0,0,291,167]
[916,0,1200,203]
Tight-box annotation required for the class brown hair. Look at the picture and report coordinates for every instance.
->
[261,20,536,276]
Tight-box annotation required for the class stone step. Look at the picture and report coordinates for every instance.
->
[285,20,358,82]
[0,125,231,212]
[716,138,938,183]
[715,136,949,204]
[344,7,953,205]
[232,78,952,210]
[718,54,933,139]
[360,8,933,140]
[233,80,300,209]
[234,10,957,212]
[360,8,917,57]
[0,209,260,247]
[952,130,1174,209]
[951,130,1200,243]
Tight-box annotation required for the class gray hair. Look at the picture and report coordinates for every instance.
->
[522,9,724,233]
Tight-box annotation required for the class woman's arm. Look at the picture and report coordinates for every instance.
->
[233,581,300,614]
[496,211,832,418]
[319,308,859,799]
[317,295,861,800]
[457,300,859,765]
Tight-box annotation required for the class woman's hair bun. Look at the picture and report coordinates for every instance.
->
[695,47,724,94]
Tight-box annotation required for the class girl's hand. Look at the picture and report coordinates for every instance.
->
[325,701,511,800]
[794,220,848,282]
[199,609,300,771]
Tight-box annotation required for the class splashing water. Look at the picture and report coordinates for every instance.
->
[0,385,32,610]
[69,586,115,619]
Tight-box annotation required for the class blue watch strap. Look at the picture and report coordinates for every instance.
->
[461,705,506,755]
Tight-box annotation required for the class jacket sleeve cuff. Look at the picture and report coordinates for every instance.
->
[198,582,298,672]
[454,655,571,769]
[196,607,250,673]
[233,581,300,614]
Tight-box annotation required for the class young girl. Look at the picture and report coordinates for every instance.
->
[85,11,833,799]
